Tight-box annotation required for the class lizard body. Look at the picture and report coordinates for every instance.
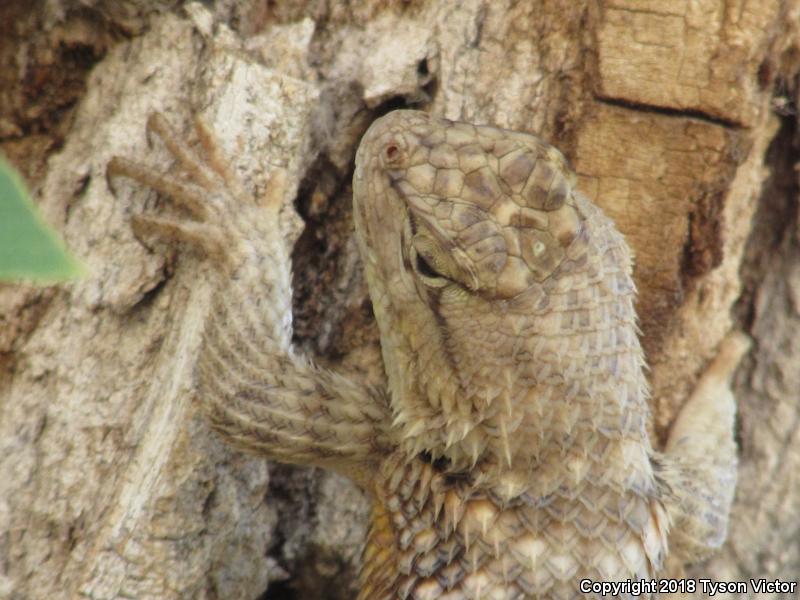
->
[108,110,745,599]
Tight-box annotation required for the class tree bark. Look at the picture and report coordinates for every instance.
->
[1,1,798,599]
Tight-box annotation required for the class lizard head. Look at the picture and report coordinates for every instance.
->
[355,110,582,300]
[353,110,639,475]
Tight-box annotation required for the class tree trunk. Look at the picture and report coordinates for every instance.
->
[1,1,798,598]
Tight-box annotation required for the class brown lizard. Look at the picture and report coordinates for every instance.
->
[107,110,748,599]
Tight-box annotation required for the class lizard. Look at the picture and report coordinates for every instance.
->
[107,109,749,599]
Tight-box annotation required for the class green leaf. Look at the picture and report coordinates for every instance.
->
[0,157,84,283]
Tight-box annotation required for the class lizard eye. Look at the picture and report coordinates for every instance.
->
[416,252,443,279]
[411,244,450,288]
[407,215,459,289]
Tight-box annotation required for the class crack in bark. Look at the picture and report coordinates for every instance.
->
[595,95,743,129]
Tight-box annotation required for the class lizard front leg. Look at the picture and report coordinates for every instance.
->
[657,331,751,562]
[107,113,392,484]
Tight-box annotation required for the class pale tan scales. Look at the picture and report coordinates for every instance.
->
[108,110,747,599]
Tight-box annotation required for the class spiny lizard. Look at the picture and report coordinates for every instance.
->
[108,110,748,599]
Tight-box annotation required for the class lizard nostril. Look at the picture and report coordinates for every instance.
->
[384,143,401,162]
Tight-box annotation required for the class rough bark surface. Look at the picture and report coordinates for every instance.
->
[0,1,798,599]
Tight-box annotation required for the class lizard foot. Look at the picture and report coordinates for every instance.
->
[107,112,288,272]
